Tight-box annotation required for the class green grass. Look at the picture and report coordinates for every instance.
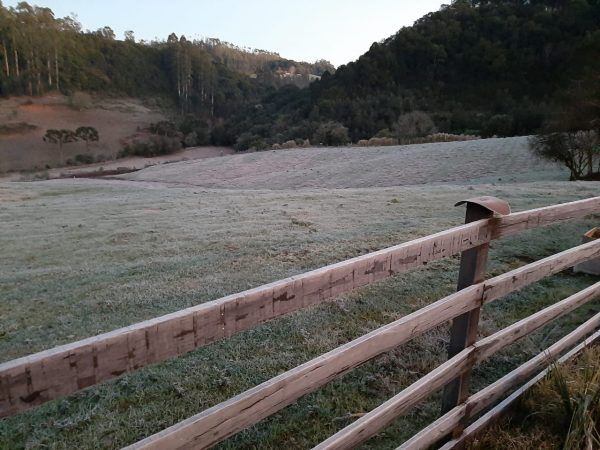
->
[0,174,599,449]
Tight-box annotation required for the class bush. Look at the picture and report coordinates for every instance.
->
[313,121,350,146]
[150,121,181,138]
[368,137,398,146]
[394,111,436,138]
[484,114,514,137]
[119,135,182,158]
[74,154,95,165]
[234,133,267,151]
[0,122,37,135]
[281,140,297,149]
[425,133,479,142]
[184,132,199,147]
[530,130,600,180]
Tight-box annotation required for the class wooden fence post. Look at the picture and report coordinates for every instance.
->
[440,197,510,437]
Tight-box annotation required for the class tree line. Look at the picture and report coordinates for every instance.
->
[224,0,599,150]
[1,0,598,164]
[0,1,331,132]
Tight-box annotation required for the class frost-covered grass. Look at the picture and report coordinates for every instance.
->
[0,140,598,449]
[119,136,567,189]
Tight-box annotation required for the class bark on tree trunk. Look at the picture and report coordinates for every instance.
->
[54,47,59,91]
[14,48,19,77]
[47,55,52,86]
[1,41,9,77]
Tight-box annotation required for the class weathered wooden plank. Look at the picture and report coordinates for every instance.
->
[126,240,600,450]
[0,220,491,418]
[314,350,475,450]
[125,286,484,450]
[442,202,493,421]
[1,196,598,418]
[315,294,600,450]
[493,196,600,240]
[438,324,600,450]
[399,286,600,450]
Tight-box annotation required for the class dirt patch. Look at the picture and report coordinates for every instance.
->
[0,122,38,135]
[0,94,166,172]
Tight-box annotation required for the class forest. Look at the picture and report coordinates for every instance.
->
[0,1,332,146]
[0,0,599,150]
[226,0,600,148]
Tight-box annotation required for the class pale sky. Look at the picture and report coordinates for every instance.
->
[6,0,445,67]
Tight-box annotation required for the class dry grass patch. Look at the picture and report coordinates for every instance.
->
[472,345,600,450]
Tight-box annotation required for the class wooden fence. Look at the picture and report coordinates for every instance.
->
[1,195,599,449]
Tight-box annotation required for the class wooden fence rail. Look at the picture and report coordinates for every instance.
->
[127,249,600,450]
[403,326,600,450]
[1,196,599,450]
[1,196,598,419]
[313,289,600,449]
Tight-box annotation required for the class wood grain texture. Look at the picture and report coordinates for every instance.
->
[0,196,598,418]
[398,287,600,450]
[314,287,600,450]
[126,240,600,450]
[439,324,600,450]
[442,203,493,419]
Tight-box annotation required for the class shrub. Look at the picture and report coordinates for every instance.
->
[313,121,350,146]
[184,132,199,147]
[234,133,267,151]
[484,114,514,137]
[394,111,436,138]
[150,121,181,138]
[530,130,600,180]
[374,128,395,138]
[74,154,95,165]
[368,137,398,146]
[425,133,479,142]
[119,135,182,158]
[281,140,297,149]
[0,122,37,135]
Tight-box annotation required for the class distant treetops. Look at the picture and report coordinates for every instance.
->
[43,127,99,165]
[3,0,599,154]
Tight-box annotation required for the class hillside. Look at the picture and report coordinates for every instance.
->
[199,38,334,88]
[119,136,565,189]
[226,0,600,146]
[0,2,332,130]
[0,94,166,172]
[2,1,598,154]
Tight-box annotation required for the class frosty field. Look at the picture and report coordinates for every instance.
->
[0,137,598,449]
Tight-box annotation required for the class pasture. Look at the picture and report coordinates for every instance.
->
[0,137,598,449]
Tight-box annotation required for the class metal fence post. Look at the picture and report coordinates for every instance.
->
[441,197,510,438]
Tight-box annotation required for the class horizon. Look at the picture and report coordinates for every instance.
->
[3,0,445,67]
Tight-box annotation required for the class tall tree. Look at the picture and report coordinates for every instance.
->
[75,126,99,152]
[43,129,77,165]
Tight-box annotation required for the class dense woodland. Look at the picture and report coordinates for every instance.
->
[0,1,331,145]
[227,0,600,148]
[1,0,599,151]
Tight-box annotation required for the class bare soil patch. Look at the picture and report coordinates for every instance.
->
[0,94,166,172]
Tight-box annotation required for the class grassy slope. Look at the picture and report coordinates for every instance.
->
[119,137,566,189]
[0,139,599,449]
